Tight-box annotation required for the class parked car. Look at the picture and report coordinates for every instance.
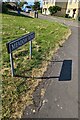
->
[21,4,32,13]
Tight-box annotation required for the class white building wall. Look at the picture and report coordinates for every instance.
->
[66,0,79,19]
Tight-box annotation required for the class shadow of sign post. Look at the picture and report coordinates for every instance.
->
[15,60,72,82]
[59,60,72,81]
[6,32,35,77]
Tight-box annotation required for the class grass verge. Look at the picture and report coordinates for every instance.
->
[1,12,71,119]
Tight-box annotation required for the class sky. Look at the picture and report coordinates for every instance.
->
[3,0,42,3]
[2,0,43,6]
[27,0,42,6]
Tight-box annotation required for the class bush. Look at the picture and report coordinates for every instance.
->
[49,6,61,15]
[6,4,17,11]
[78,17,80,21]
[65,14,69,18]
[2,2,8,13]
[48,6,53,15]
[32,1,40,11]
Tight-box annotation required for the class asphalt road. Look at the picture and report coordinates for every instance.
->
[22,14,80,118]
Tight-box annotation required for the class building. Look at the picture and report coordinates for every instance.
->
[42,0,67,16]
[66,0,79,19]
[42,0,80,19]
[42,0,55,15]
[54,2,68,17]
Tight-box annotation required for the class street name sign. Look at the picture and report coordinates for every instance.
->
[6,32,35,77]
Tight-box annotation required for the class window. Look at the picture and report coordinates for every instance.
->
[68,9,70,13]
[74,0,77,2]
[44,2,45,5]
[26,6,31,8]
[69,0,72,3]
[46,1,48,4]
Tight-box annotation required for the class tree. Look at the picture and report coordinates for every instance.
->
[2,2,8,13]
[48,6,61,15]
[19,1,28,8]
[32,1,40,11]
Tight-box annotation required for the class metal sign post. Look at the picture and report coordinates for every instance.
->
[10,52,14,77]
[30,40,32,59]
[6,32,35,77]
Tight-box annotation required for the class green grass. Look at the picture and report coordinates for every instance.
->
[1,12,69,119]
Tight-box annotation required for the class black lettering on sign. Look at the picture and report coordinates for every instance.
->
[6,32,35,53]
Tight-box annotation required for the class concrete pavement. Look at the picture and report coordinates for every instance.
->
[22,14,79,118]
[38,14,79,27]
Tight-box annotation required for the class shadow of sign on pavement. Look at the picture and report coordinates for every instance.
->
[59,60,72,81]
[16,60,72,82]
